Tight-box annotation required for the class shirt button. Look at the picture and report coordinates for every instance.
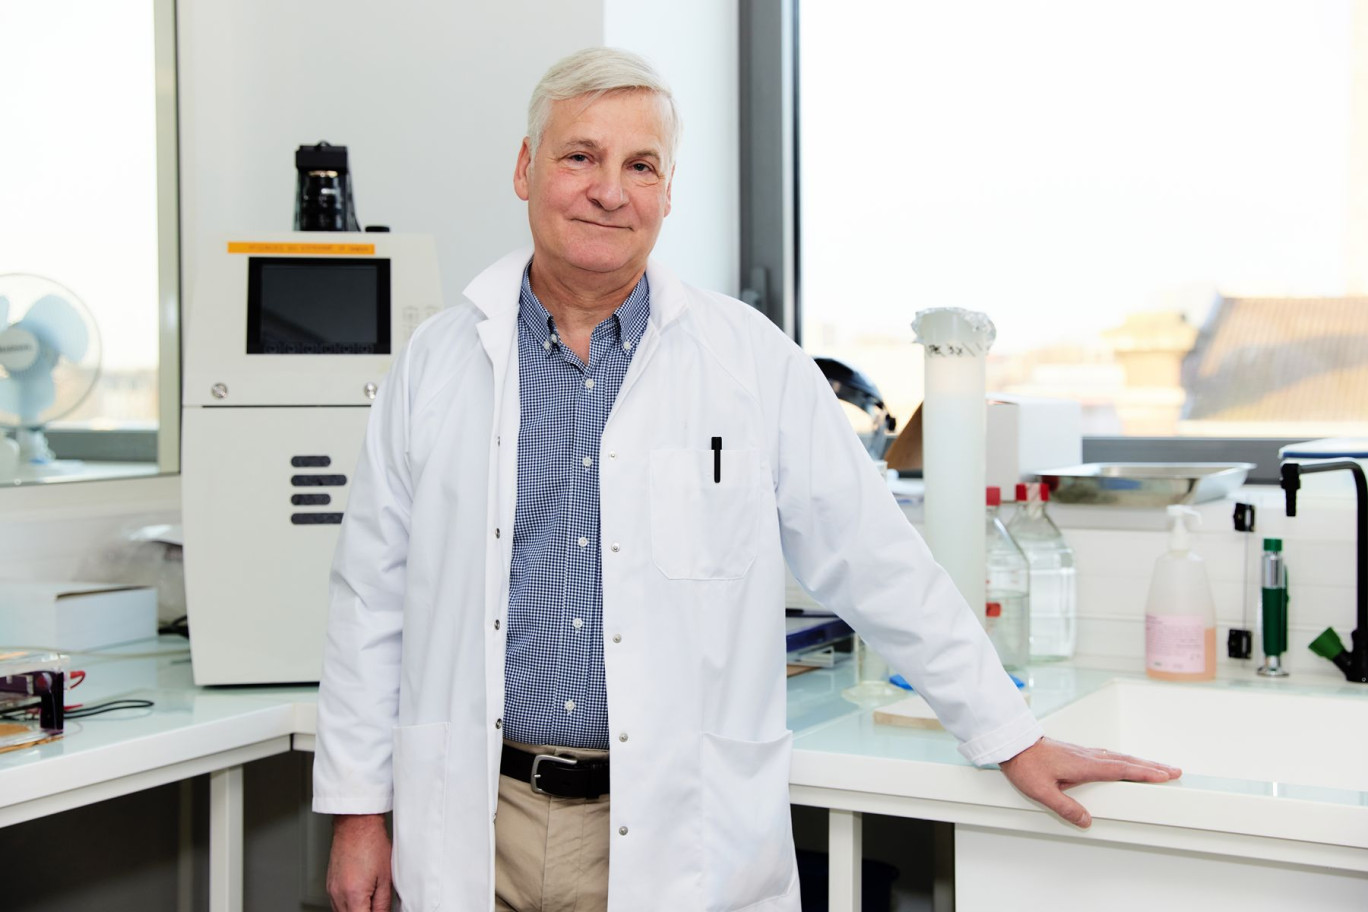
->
[610,543,620,553]
[612,634,622,644]
[584,378,595,389]
[572,618,584,629]
[623,340,633,351]
[565,700,576,712]
[578,536,589,548]
[619,732,629,742]
[551,333,560,344]
[582,456,593,467]
[619,826,629,836]
[543,340,551,351]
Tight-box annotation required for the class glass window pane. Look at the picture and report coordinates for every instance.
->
[799,0,1368,438]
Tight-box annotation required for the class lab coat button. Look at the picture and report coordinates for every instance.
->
[608,451,617,459]
[618,732,628,742]
[612,634,622,644]
[495,528,501,539]
[494,619,501,631]
[619,826,628,836]
[495,718,502,729]
[610,543,620,552]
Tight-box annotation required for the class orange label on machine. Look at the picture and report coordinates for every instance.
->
[227,241,376,256]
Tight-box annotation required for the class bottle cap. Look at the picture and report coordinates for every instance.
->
[986,486,1001,507]
[985,602,1002,618]
[1040,483,1050,503]
[1263,537,1283,552]
[1015,482,1029,502]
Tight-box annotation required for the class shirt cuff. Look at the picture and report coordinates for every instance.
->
[956,710,1045,766]
[312,791,394,815]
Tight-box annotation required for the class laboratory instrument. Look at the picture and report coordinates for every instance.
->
[1036,462,1254,507]
[912,307,995,614]
[815,356,896,460]
[1007,482,1076,660]
[1226,502,1256,660]
[0,650,65,752]
[0,273,102,477]
[181,232,442,685]
[0,582,156,652]
[294,141,360,232]
[1280,459,1368,683]
[1145,505,1216,682]
[1258,538,1289,677]
[985,486,1029,670]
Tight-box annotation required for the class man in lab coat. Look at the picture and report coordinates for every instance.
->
[314,48,1180,912]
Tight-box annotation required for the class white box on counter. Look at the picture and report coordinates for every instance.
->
[0,582,158,651]
[986,394,1082,496]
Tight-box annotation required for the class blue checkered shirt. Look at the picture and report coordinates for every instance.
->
[503,266,650,749]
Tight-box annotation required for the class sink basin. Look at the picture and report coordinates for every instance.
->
[1040,679,1368,793]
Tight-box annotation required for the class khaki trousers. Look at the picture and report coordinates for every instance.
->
[495,741,611,912]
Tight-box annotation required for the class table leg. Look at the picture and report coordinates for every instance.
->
[828,808,862,912]
[209,765,244,912]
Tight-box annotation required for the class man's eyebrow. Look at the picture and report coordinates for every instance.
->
[556,138,662,162]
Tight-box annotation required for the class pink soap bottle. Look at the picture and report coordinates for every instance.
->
[1145,505,1217,682]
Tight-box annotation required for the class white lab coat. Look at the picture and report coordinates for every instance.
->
[313,249,1043,912]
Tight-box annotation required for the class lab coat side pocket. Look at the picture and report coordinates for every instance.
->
[648,448,761,580]
[699,730,798,911]
[391,721,450,911]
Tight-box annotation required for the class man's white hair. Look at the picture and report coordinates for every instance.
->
[527,47,681,170]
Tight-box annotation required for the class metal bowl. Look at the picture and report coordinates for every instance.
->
[1035,463,1256,507]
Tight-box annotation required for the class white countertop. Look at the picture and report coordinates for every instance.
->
[3,638,1364,870]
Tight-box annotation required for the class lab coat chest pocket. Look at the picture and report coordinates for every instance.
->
[700,731,797,910]
[648,448,763,580]
[391,721,449,911]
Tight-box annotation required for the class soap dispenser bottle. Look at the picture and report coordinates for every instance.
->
[1146,505,1217,681]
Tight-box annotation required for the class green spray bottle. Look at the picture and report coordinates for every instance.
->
[1257,538,1289,677]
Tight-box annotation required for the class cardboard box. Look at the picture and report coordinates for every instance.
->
[0,583,158,651]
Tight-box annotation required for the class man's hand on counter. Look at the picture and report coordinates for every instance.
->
[998,737,1182,828]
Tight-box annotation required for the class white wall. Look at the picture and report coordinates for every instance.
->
[178,0,739,305]
[604,0,741,296]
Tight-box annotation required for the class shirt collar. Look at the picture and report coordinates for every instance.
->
[518,265,651,353]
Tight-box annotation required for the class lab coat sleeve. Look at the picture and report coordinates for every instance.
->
[768,338,1042,766]
[311,338,415,814]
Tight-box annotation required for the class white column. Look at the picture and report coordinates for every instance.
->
[828,808,862,912]
[209,765,244,912]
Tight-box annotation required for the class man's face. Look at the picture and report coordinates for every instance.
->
[514,89,673,282]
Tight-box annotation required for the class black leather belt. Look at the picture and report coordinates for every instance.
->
[500,743,610,799]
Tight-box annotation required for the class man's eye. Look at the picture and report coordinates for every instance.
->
[631,162,656,174]
[568,153,590,163]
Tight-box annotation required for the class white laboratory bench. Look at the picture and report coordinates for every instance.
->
[2,639,1365,911]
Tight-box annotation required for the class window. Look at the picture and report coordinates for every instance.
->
[0,0,178,482]
[788,0,1368,449]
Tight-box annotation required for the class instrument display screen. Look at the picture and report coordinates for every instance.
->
[246,257,391,354]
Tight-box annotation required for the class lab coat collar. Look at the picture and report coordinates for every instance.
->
[462,247,689,330]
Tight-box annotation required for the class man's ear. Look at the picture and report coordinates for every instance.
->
[663,164,675,217]
[513,138,533,201]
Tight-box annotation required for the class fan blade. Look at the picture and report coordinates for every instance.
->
[21,294,90,361]
[0,368,56,425]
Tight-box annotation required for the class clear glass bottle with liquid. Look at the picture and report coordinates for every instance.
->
[1007,482,1077,660]
[985,486,1030,670]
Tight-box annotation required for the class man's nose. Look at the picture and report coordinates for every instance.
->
[588,171,629,210]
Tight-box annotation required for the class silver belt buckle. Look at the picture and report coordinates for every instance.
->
[530,752,578,796]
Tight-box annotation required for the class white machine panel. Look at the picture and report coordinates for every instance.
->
[182,406,371,685]
[182,232,442,685]
[183,233,441,407]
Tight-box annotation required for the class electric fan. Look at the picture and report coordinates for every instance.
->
[0,273,102,475]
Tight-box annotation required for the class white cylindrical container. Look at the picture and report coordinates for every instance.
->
[912,308,995,614]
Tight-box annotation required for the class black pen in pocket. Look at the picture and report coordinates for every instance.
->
[711,436,722,483]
